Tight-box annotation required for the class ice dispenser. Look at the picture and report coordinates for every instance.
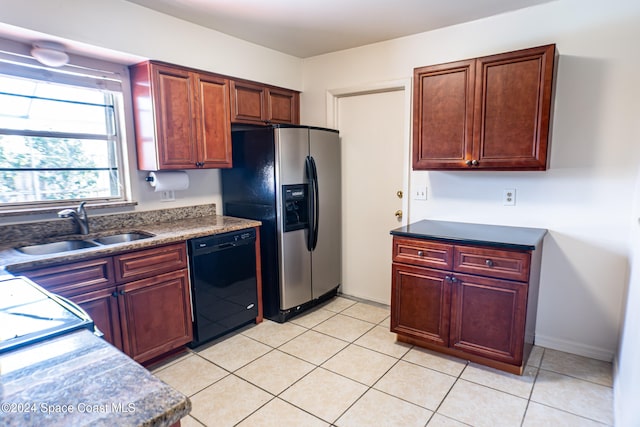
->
[282,184,309,232]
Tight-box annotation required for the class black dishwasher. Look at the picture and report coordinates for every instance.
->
[188,228,258,348]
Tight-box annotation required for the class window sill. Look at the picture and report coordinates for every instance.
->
[0,201,139,218]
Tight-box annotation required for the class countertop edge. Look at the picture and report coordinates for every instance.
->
[390,220,547,251]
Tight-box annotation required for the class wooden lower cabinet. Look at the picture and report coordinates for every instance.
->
[449,273,527,365]
[18,243,192,364]
[391,235,538,374]
[391,264,450,347]
[72,287,123,350]
[118,269,192,363]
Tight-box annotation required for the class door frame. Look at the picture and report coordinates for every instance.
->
[326,79,412,225]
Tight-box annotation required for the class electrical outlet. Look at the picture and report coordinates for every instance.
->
[414,186,427,200]
[503,188,516,206]
[160,190,175,202]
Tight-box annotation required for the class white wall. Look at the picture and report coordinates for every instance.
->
[0,0,302,219]
[615,168,640,426]
[301,0,640,361]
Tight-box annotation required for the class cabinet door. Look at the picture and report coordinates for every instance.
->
[472,44,555,170]
[152,64,198,169]
[230,80,265,123]
[118,269,192,363]
[266,88,299,124]
[391,263,450,346]
[449,273,527,365]
[195,74,232,168]
[71,288,123,351]
[413,59,475,169]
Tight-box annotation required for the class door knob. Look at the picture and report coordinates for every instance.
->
[394,210,403,219]
[396,190,403,199]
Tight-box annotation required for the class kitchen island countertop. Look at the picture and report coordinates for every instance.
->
[391,219,547,250]
[0,329,190,427]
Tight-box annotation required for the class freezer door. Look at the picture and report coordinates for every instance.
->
[275,127,312,309]
[309,128,341,298]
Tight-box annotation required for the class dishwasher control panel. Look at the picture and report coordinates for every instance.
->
[189,228,256,252]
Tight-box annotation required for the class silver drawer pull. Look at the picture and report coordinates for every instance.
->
[485,259,494,267]
[417,250,424,257]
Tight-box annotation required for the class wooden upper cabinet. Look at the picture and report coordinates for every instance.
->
[230,79,300,125]
[267,87,300,124]
[195,74,233,167]
[230,80,265,123]
[413,44,556,171]
[130,61,232,170]
[413,60,475,170]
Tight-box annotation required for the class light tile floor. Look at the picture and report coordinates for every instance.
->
[150,296,614,427]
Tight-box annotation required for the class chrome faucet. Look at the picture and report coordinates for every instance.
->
[58,202,90,235]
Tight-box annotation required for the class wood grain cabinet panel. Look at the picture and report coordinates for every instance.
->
[130,61,232,170]
[450,273,527,365]
[453,245,530,282]
[18,243,192,364]
[20,258,114,298]
[267,87,300,124]
[413,60,475,169]
[113,243,187,283]
[230,79,300,125]
[230,80,265,123]
[391,264,450,346]
[390,235,540,375]
[392,237,453,270]
[413,44,555,170]
[71,287,123,351]
[196,74,233,168]
[118,269,192,363]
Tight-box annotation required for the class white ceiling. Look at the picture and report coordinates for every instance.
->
[124,0,555,58]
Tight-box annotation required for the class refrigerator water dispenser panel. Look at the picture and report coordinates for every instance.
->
[283,184,309,232]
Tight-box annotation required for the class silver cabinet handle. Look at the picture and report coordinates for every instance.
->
[417,250,424,257]
[485,259,494,267]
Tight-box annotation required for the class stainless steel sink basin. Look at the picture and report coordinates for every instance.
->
[93,232,154,245]
[16,240,99,256]
[15,231,155,256]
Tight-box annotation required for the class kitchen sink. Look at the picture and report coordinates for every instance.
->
[16,240,99,256]
[93,232,154,245]
[15,231,155,256]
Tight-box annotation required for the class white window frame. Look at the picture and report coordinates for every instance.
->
[0,37,132,212]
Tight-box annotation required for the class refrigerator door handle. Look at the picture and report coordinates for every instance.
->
[305,155,320,251]
[305,156,315,252]
[310,156,319,251]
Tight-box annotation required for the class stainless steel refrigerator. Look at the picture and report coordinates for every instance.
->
[221,125,341,322]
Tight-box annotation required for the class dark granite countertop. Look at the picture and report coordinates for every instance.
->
[391,220,547,250]
[0,329,190,427]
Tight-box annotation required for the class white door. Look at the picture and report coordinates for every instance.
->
[335,88,408,304]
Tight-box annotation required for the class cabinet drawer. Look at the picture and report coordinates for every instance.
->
[453,246,530,282]
[393,237,453,270]
[114,243,187,283]
[21,258,115,297]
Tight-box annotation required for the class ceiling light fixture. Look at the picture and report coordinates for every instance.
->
[31,41,69,67]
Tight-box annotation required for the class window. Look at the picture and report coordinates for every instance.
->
[0,51,129,209]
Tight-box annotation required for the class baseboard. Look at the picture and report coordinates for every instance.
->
[535,334,614,362]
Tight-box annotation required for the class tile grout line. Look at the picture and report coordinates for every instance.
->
[520,347,544,427]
